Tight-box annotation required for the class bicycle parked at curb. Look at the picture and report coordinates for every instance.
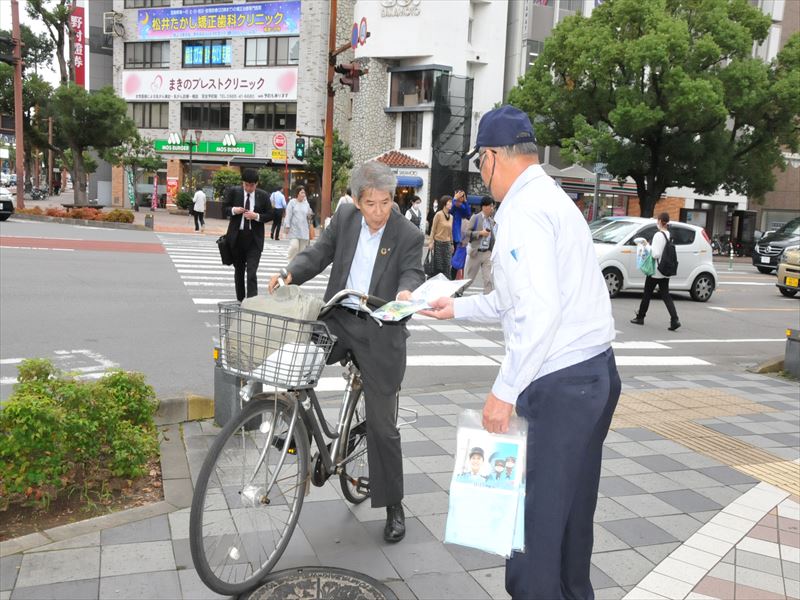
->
[188,282,412,596]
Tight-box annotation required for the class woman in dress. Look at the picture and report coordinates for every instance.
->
[283,186,312,262]
[428,195,453,279]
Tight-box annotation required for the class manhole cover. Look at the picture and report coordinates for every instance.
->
[244,567,398,600]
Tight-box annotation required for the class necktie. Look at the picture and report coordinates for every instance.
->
[246,193,251,230]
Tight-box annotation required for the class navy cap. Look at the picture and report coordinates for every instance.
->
[469,447,484,459]
[467,105,536,158]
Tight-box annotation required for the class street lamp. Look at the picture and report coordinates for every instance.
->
[168,129,202,190]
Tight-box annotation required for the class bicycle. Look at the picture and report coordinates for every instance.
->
[189,285,410,596]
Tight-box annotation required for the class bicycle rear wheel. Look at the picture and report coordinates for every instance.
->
[189,394,309,596]
[339,387,370,504]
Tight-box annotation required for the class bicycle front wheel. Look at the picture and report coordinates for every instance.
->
[189,394,309,596]
[339,387,370,504]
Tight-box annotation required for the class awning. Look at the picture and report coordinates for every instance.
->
[396,175,423,187]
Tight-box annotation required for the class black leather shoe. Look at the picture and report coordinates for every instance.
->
[668,320,681,331]
[383,503,405,543]
[630,315,644,325]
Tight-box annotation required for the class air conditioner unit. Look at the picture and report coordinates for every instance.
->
[103,12,125,37]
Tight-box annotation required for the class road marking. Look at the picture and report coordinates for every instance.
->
[406,355,499,366]
[0,246,74,252]
[614,356,712,366]
[718,282,777,286]
[0,236,165,254]
[711,307,799,312]
[652,338,785,344]
[611,341,670,350]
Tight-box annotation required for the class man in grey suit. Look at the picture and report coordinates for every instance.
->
[268,161,424,543]
[224,169,274,301]
[463,196,496,294]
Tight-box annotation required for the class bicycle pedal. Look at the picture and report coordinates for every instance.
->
[272,436,298,454]
[356,477,370,494]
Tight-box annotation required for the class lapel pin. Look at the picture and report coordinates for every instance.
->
[380,247,391,256]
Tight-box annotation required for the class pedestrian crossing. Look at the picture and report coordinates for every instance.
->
[158,234,722,390]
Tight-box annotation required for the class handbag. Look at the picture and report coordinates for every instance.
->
[423,249,435,277]
[217,235,234,266]
[637,245,656,277]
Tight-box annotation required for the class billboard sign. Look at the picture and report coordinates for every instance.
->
[70,6,85,87]
[137,1,300,40]
[122,67,298,101]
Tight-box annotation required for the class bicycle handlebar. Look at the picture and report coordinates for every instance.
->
[275,268,388,324]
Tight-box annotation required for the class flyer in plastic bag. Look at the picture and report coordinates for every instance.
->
[444,409,527,557]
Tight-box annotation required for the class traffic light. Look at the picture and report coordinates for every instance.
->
[294,137,306,160]
[334,62,368,93]
[0,32,17,66]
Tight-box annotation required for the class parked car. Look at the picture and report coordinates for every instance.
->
[752,217,800,273]
[592,217,717,302]
[0,188,14,221]
[776,245,800,298]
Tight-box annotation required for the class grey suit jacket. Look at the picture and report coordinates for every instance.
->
[465,212,495,253]
[288,204,425,304]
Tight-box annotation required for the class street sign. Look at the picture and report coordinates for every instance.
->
[273,133,287,149]
[272,149,287,161]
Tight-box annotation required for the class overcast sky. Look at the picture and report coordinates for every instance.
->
[1,0,61,84]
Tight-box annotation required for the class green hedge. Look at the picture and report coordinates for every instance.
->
[0,359,159,509]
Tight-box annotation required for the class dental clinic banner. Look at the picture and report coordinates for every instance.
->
[137,1,300,40]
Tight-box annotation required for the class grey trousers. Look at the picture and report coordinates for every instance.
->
[323,308,407,508]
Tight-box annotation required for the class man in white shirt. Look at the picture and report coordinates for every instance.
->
[336,187,354,212]
[424,106,621,600]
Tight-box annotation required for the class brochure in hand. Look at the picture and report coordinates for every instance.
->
[445,409,527,558]
[371,274,472,322]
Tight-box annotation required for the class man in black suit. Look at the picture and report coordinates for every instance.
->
[224,169,274,301]
[268,161,424,543]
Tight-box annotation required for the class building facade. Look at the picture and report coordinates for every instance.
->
[110,0,330,209]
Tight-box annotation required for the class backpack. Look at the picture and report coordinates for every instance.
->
[657,231,679,277]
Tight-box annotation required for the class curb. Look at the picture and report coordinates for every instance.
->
[748,355,784,374]
[11,213,147,231]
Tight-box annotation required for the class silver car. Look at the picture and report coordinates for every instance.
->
[592,217,717,302]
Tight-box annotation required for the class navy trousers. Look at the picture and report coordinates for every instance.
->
[506,348,621,600]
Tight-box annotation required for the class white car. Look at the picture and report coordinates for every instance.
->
[591,217,717,302]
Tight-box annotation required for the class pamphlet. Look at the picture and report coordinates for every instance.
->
[372,274,472,322]
[444,409,527,557]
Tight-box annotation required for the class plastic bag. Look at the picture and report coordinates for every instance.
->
[445,409,527,557]
[636,243,656,277]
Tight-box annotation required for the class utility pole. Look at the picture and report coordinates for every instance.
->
[321,0,338,225]
[11,0,25,209]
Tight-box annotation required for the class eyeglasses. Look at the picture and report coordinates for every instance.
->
[473,149,496,170]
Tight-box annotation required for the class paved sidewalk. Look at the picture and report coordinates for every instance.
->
[1,370,797,600]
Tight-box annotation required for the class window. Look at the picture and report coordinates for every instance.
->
[182,39,231,67]
[244,37,300,67]
[527,40,544,68]
[128,103,169,129]
[124,42,170,69]
[242,103,297,131]
[670,226,696,246]
[181,103,230,129]
[400,112,423,149]
[125,0,169,8]
[183,0,232,5]
[390,70,443,107]
[560,0,583,13]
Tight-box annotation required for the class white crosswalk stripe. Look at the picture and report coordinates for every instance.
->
[158,234,716,375]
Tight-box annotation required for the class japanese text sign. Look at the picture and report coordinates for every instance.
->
[137,1,300,40]
[122,67,298,102]
[70,6,85,87]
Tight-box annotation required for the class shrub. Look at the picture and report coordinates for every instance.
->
[0,359,159,509]
[68,207,102,220]
[176,191,193,210]
[18,206,44,215]
[212,168,242,201]
[102,209,135,223]
[44,207,68,218]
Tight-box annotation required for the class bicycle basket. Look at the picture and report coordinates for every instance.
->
[219,301,335,389]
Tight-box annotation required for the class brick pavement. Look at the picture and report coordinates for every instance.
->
[1,370,797,600]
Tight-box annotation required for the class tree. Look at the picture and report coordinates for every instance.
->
[45,84,137,203]
[102,135,165,174]
[20,25,55,75]
[507,0,800,217]
[305,130,354,192]
[0,63,53,191]
[26,0,74,84]
[258,168,283,194]
[212,168,242,202]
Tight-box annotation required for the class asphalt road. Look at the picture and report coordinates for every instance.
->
[1,218,797,403]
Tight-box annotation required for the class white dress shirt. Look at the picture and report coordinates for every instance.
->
[239,191,256,230]
[344,216,385,308]
[453,164,615,405]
